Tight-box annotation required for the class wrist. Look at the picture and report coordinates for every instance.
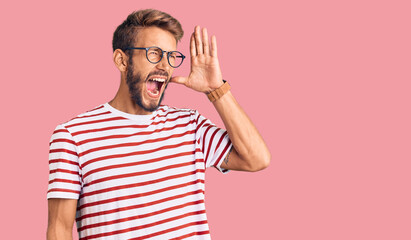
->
[207,80,231,102]
[204,80,225,94]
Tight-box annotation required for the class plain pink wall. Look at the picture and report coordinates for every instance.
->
[1,0,410,239]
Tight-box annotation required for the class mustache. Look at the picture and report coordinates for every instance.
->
[146,70,169,81]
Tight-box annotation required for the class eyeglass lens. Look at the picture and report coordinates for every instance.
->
[147,47,184,67]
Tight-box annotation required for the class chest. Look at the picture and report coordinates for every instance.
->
[76,123,200,193]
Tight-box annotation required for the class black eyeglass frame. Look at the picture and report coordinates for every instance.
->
[125,46,186,68]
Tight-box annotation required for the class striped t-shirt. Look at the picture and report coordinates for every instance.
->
[47,103,232,240]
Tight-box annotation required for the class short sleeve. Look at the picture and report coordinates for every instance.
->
[195,111,233,173]
[47,124,82,199]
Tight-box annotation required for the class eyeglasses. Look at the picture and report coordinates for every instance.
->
[125,46,186,68]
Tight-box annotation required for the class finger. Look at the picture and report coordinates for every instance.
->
[190,33,196,57]
[202,27,210,55]
[170,76,188,85]
[194,26,203,55]
[211,35,218,57]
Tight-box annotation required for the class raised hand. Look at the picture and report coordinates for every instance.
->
[171,26,224,94]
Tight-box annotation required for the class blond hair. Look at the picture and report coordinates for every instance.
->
[112,9,184,52]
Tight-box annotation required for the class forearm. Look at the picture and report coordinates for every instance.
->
[212,90,271,170]
[170,25,271,170]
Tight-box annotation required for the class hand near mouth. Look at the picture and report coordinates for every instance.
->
[171,26,225,94]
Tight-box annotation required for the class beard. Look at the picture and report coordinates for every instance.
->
[126,61,169,113]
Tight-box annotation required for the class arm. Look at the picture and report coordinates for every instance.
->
[171,26,271,172]
[47,198,78,240]
[213,90,270,171]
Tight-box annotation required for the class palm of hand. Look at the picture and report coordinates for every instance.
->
[171,26,224,93]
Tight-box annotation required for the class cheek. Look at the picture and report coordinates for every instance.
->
[131,64,154,80]
[132,57,174,79]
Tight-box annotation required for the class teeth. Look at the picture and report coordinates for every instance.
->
[151,78,166,82]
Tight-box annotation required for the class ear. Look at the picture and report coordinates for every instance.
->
[113,49,128,72]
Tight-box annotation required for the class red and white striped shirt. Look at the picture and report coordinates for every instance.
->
[47,103,232,240]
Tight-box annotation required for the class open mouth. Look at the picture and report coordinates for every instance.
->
[146,77,166,98]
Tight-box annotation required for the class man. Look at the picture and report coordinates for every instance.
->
[47,9,270,240]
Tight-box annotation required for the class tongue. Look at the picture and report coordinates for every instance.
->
[146,80,158,93]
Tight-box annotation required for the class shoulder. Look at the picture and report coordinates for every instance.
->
[154,105,205,126]
[56,104,108,131]
[156,105,198,118]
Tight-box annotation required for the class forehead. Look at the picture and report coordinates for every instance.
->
[134,27,177,51]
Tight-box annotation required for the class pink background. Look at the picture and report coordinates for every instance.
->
[1,0,410,239]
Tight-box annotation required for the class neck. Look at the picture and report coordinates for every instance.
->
[109,80,152,115]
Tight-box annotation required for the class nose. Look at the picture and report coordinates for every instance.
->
[156,52,171,72]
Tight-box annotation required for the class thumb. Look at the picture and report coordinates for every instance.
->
[170,76,188,85]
